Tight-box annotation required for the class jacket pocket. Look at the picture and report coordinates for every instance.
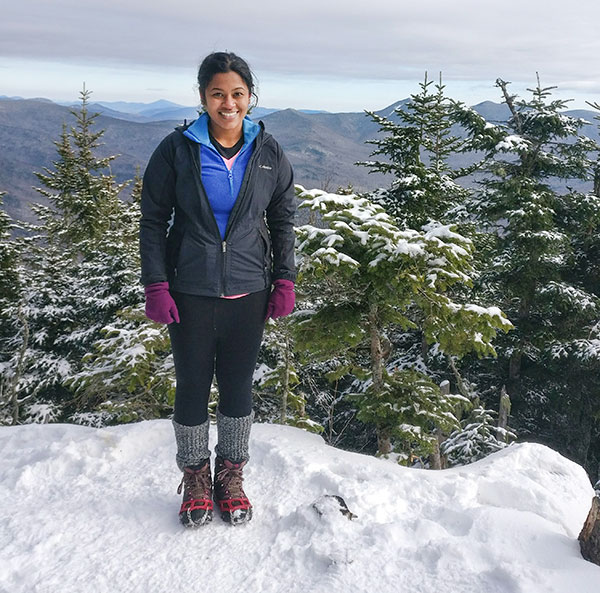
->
[228,227,266,285]
[258,225,272,282]
[175,235,217,287]
[166,228,183,276]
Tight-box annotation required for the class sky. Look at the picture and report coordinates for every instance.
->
[2,0,600,112]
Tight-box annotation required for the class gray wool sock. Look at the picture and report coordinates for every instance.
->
[172,419,211,471]
[215,410,254,463]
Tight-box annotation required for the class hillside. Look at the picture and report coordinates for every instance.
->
[0,99,172,223]
[1,420,599,593]
[1,97,598,225]
[0,97,390,224]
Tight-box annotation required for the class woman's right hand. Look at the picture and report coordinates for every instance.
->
[144,282,180,324]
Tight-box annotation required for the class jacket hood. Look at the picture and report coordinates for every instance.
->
[181,112,262,148]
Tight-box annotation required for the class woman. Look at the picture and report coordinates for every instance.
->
[139,52,296,528]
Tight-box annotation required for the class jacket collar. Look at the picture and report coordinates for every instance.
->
[182,112,261,149]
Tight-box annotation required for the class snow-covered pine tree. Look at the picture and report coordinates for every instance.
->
[469,77,600,466]
[3,235,77,422]
[294,186,511,460]
[33,86,125,248]
[0,191,26,424]
[3,88,139,423]
[68,305,175,425]
[355,76,508,461]
[536,99,600,472]
[360,73,500,229]
[66,175,174,425]
[441,401,516,466]
[0,192,21,312]
[256,318,322,433]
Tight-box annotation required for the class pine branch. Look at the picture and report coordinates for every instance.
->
[495,78,523,134]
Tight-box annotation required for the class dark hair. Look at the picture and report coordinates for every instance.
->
[197,52,257,107]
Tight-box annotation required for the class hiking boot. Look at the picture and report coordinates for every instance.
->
[214,457,252,525]
[177,460,213,527]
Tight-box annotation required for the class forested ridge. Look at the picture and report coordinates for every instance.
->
[2,78,600,483]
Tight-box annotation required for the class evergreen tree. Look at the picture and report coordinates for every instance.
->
[68,306,175,425]
[68,176,176,424]
[0,192,21,309]
[1,224,81,424]
[468,77,600,469]
[441,402,516,466]
[360,73,500,229]
[257,318,322,433]
[33,86,125,247]
[0,191,26,423]
[354,76,512,461]
[294,186,511,460]
[353,368,469,465]
[2,88,136,423]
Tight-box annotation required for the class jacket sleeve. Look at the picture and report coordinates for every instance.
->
[266,143,296,283]
[139,135,177,286]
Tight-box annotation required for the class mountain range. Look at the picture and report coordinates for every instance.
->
[0,96,598,225]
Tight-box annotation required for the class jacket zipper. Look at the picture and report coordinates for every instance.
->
[218,132,264,295]
[223,134,263,240]
[187,142,227,295]
[221,239,227,296]
[187,127,265,297]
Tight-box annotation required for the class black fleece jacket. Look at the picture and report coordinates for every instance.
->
[139,122,296,297]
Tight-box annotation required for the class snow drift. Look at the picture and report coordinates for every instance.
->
[1,420,599,593]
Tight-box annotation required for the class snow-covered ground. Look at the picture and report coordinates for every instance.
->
[1,420,599,593]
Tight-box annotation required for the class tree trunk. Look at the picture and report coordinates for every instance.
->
[507,351,521,399]
[430,381,450,470]
[280,334,290,424]
[430,428,442,470]
[579,495,600,565]
[498,385,511,442]
[369,302,383,393]
[508,296,530,404]
[369,302,389,456]
[377,427,392,456]
[9,306,29,425]
[448,356,469,399]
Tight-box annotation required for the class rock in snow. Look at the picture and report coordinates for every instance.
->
[0,420,599,593]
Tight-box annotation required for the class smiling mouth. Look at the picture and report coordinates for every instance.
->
[219,111,239,119]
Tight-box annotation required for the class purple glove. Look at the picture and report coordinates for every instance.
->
[144,282,180,324]
[265,279,295,320]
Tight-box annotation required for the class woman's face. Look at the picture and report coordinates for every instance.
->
[201,71,250,138]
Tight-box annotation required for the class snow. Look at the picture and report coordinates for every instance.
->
[538,282,597,313]
[495,135,530,152]
[444,302,512,330]
[0,422,598,593]
[304,247,360,269]
[422,222,473,246]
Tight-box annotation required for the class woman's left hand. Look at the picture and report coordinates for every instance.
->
[265,279,295,320]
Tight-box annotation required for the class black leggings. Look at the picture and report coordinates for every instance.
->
[168,289,269,426]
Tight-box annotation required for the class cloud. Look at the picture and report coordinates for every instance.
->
[2,0,599,94]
